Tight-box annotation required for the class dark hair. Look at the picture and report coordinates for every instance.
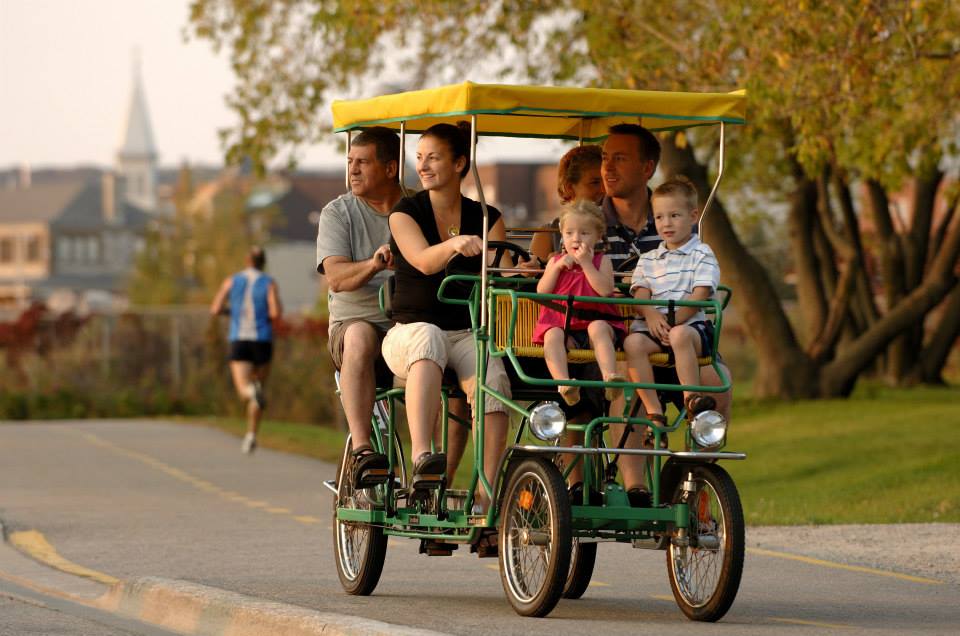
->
[608,123,661,167]
[557,145,602,202]
[353,126,401,177]
[249,246,266,269]
[421,121,471,178]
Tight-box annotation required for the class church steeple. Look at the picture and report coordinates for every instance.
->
[116,50,158,212]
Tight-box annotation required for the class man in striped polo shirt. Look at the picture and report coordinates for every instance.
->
[210,247,283,453]
[601,124,733,507]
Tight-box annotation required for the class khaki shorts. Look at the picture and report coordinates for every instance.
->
[381,322,511,414]
[328,319,393,388]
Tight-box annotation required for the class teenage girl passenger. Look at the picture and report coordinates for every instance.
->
[529,145,604,263]
[533,200,626,406]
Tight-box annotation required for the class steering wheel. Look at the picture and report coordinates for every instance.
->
[444,240,531,291]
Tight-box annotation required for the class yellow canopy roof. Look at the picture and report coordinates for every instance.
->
[332,82,746,140]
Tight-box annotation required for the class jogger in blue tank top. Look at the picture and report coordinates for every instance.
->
[211,246,283,453]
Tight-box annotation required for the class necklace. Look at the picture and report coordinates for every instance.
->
[447,225,459,237]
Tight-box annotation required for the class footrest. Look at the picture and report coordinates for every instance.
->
[420,539,459,556]
[356,468,391,489]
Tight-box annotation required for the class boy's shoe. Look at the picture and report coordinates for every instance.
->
[684,393,716,417]
[251,381,266,411]
[241,432,257,454]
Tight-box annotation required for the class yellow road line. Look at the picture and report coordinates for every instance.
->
[771,617,854,629]
[9,530,118,585]
[748,547,944,585]
[650,594,673,601]
[73,430,321,526]
[588,580,610,587]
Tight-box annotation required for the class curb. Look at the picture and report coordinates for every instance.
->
[99,576,450,636]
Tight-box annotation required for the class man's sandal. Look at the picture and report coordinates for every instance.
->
[351,445,389,489]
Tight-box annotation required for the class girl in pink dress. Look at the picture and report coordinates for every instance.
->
[534,200,626,406]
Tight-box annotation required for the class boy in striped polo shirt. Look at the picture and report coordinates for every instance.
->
[624,176,720,427]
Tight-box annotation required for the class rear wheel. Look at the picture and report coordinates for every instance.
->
[563,539,597,599]
[665,463,743,621]
[498,457,572,617]
[332,440,388,595]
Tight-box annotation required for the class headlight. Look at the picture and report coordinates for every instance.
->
[690,410,726,448]
[529,401,566,441]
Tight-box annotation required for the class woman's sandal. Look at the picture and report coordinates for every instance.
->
[351,445,389,489]
[411,451,447,491]
[685,393,717,417]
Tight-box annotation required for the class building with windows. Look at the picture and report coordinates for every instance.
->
[0,63,157,310]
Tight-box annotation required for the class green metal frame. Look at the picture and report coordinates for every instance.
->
[338,272,744,544]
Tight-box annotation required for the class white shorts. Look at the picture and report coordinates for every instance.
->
[382,322,511,415]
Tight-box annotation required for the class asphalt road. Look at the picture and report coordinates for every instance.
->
[0,420,957,635]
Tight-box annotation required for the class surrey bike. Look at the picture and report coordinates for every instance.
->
[323,82,747,620]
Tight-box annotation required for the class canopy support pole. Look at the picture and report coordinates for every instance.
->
[470,115,490,330]
[699,122,725,242]
[344,131,352,190]
[398,121,406,192]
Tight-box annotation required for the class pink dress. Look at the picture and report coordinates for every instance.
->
[532,254,626,345]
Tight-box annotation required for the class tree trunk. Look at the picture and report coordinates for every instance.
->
[660,132,819,398]
[789,173,828,345]
[888,170,945,384]
[820,200,960,395]
[917,283,960,385]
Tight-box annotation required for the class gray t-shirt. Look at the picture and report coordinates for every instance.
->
[316,192,393,328]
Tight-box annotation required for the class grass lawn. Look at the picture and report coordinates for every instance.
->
[186,384,960,525]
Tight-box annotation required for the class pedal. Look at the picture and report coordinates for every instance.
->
[356,468,391,489]
[410,472,446,491]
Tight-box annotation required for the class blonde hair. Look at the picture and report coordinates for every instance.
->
[557,199,606,236]
[557,145,602,203]
[651,175,699,209]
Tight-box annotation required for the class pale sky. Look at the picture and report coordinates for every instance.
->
[0,0,567,173]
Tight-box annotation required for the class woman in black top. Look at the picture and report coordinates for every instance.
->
[382,122,513,512]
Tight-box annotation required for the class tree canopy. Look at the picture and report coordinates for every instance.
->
[189,0,960,396]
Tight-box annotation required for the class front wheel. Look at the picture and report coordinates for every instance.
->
[332,441,388,595]
[666,462,744,621]
[499,457,572,617]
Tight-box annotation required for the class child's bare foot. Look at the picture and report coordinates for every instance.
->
[604,373,626,402]
[558,384,581,406]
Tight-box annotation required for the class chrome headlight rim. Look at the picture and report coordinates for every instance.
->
[689,409,727,449]
[528,401,567,442]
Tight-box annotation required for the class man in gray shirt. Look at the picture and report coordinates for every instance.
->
[317,127,402,485]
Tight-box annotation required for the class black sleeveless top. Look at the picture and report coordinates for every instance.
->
[389,189,502,330]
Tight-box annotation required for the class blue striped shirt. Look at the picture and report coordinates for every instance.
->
[602,194,661,269]
[629,235,720,328]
